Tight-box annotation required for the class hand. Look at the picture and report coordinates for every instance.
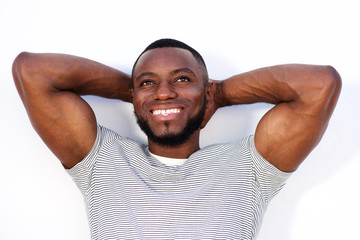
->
[200,79,221,129]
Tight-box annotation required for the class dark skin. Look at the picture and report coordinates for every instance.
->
[12,48,341,172]
[132,48,212,158]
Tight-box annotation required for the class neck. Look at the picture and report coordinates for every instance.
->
[148,131,200,159]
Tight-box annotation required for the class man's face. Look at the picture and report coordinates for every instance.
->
[132,47,208,147]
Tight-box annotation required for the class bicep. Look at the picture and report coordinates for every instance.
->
[253,66,342,172]
[24,89,97,169]
[254,101,329,172]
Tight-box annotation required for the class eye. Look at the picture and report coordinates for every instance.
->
[140,80,155,87]
[175,76,190,83]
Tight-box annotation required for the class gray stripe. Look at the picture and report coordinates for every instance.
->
[67,125,291,239]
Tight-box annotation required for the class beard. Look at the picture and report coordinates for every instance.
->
[134,99,206,148]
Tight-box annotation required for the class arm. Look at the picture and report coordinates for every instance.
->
[211,64,341,172]
[12,52,133,169]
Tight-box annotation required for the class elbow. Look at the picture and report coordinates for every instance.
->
[315,65,342,115]
[323,65,342,87]
[321,65,342,98]
[12,52,33,82]
[13,52,31,69]
[12,52,36,98]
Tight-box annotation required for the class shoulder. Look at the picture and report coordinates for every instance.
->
[197,136,253,163]
[97,125,144,150]
[66,125,144,189]
[69,124,143,170]
[201,136,291,175]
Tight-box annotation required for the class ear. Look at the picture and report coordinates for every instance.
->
[200,81,217,129]
[206,81,214,108]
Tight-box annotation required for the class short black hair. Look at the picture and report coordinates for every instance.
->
[131,38,208,83]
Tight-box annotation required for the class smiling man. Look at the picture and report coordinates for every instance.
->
[13,39,341,239]
[132,45,209,157]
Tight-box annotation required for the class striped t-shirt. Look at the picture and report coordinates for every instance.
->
[67,125,291,240]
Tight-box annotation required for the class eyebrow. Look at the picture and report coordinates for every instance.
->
[171,67,196,76]
[135,72,156,81]
[135,68,196,82]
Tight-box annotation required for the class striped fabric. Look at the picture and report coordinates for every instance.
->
[67,125,291,240]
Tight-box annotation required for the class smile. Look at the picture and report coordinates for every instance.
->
[151,108,182,116]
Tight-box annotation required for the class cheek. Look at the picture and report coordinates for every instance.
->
[190,90,207,107]
[132,94,146,114]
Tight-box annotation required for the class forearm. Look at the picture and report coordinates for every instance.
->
[13,52,133,102]
[215,64,339,108]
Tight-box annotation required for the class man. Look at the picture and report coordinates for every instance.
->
[12,39,341,239]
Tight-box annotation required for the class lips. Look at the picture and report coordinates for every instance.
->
[152,108,182,116]
[149,106,184,121]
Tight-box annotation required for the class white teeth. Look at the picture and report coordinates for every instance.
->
[153,108,181,116]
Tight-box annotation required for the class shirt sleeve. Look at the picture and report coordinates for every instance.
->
[66,125,121,195]
[248,135,292,203]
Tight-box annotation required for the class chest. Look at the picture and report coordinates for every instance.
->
[86,155,261,239]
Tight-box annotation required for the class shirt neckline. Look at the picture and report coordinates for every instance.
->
[145,147,188,167]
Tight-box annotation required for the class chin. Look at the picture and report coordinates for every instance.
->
[134,103,205,147]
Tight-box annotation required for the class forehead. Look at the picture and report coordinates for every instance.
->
[133,48,202,77]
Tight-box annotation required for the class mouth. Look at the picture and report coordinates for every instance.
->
[151,108,182,116]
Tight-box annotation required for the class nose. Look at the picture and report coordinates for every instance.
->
[154,80,177,100]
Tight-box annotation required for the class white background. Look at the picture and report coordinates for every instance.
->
[1,0,359,239]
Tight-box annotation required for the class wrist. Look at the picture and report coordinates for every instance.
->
[211,80,227,108]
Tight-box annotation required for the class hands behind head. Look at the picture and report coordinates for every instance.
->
[200,79,222,129]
